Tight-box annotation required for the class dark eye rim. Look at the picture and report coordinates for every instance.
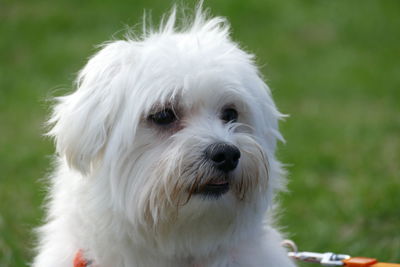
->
[221,107,239,123]
[148,108,178,126]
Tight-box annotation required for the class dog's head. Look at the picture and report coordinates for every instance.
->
[48,8,286,241]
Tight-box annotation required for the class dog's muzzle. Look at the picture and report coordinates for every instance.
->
[195,143,241,198]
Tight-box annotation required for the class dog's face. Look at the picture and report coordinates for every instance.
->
[49,13,285,239]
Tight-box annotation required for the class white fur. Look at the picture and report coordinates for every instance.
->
[34,6,296,267]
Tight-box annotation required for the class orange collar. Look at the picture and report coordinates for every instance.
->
[74,250,94,267]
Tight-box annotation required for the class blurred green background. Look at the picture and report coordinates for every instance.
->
[1,0,399,266]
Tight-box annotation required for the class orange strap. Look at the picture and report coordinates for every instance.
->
[73,250,89,267]
[344,257,400,267]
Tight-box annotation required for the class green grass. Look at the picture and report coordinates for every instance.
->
[1,0,399,266]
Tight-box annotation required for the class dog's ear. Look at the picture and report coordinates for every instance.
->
[247,74,286,154]
[48,41,130,175]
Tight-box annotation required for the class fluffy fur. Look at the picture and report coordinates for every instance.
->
[34,6,296,267]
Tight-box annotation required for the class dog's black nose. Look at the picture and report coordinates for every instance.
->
[205,143,241,172]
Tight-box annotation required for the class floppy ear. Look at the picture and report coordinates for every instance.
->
[48,41,130,175]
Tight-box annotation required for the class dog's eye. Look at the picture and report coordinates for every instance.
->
[221,108,238,123]
[149,108,177,126]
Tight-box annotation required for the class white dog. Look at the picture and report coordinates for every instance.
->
[34,6,296,267]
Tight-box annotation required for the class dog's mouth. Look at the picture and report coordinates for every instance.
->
[197,180,230,198]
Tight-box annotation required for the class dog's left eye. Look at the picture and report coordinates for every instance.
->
[149,108,177,126]
[221,108,238,123]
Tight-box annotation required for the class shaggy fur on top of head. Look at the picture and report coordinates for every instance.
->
[34,4,295,267]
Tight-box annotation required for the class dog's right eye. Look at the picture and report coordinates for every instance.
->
[221,107,238,124]
[149,109,177,126]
